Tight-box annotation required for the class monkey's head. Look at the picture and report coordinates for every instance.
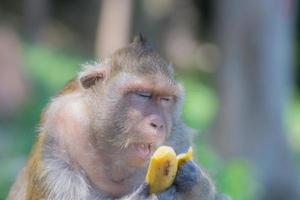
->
[79,35,183,167]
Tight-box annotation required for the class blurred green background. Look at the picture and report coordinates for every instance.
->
[0,0,299,200]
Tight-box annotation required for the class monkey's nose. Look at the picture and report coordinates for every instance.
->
[150,119,164,130]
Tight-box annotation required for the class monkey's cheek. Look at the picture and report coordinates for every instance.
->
[126,152,151,166]
[128,157,149,167]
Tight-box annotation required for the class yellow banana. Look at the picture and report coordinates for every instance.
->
[146,146,177,193]
[146,146,193,193]
[177,147,193,168]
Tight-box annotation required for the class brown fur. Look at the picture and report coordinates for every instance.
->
[8,134,45,200]
[24,134,44,200]
[56,79,80,96]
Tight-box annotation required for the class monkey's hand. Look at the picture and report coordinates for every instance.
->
[157,160,231,200]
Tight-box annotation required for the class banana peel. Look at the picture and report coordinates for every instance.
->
[145,146,193,193]
[177,147,193,168]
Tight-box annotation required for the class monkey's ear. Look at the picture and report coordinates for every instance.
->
[80,73,104,89]
[79,64,107,89]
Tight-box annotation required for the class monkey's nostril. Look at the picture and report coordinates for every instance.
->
[150,122,157,128]
[150,122,164,131]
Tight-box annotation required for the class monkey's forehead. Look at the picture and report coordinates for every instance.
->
[110,43,173,78]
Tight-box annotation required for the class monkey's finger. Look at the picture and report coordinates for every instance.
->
[156,186,176,200]
[125,183,150,200]
[174,160,200,192]
[136,182,150,196]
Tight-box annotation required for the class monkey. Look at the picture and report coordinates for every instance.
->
[7,35,231,200]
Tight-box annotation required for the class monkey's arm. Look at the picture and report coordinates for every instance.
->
[169,160,231,200]
[163,120,230,200]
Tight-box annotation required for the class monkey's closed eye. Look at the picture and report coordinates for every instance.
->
[160,97,172,102]
[135,91,152,98]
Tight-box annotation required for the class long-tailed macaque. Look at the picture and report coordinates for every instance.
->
[8,35,230,200]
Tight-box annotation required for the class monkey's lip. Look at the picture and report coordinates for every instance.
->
[131,143,153,160]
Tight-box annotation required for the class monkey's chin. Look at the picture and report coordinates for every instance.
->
[128,143,153,166]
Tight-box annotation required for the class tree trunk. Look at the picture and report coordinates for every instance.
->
[0,27,27,120]
[211,0,300,199]
[95,0,132,58]
[24,0,50,41]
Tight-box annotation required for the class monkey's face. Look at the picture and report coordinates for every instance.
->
[99,73,179,167]
[79,38,182,167]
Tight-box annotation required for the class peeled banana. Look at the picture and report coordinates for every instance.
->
[145,146,193,193]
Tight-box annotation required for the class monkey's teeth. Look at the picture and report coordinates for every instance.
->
[132,143,151,155]
[131,143,153,157]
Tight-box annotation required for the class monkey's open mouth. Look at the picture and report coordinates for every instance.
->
[131,143,154,160]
